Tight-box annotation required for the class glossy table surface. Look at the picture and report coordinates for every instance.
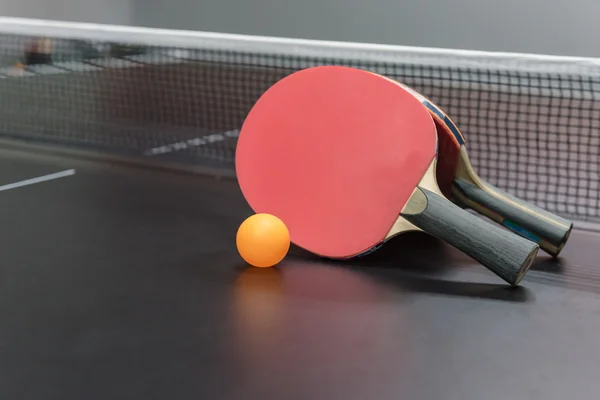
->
[0,146,598,400]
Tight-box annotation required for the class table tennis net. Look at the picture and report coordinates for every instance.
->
[0,17,598,224]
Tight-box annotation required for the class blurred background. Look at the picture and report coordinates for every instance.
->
[0,0,596,225]
[1,0,599,57]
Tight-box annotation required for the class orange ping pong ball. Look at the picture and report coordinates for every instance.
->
[236,213,291,268]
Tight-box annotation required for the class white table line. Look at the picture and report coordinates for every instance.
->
[144,129,240,156]
[0,169,76,192]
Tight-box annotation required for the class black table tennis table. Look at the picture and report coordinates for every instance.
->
[0,141,599,400]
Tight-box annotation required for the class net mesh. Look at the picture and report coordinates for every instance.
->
[0,19,598,223]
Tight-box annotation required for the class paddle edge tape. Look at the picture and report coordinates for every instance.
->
[399,84,466,145]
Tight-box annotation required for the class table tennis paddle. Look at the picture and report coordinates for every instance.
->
[396,83,573,257]
[236,66,539,286]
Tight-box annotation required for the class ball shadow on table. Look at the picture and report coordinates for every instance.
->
[285,232,534,303]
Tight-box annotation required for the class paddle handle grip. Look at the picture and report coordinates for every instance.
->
[453,179,573,257]
[402,187,539,286]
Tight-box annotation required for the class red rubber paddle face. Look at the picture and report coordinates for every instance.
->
[236,66,436,258]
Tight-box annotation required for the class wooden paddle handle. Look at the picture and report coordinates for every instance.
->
[402,187,539,286]
[452,179,573,257]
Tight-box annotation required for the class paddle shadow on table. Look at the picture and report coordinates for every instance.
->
[285,232,535,303]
